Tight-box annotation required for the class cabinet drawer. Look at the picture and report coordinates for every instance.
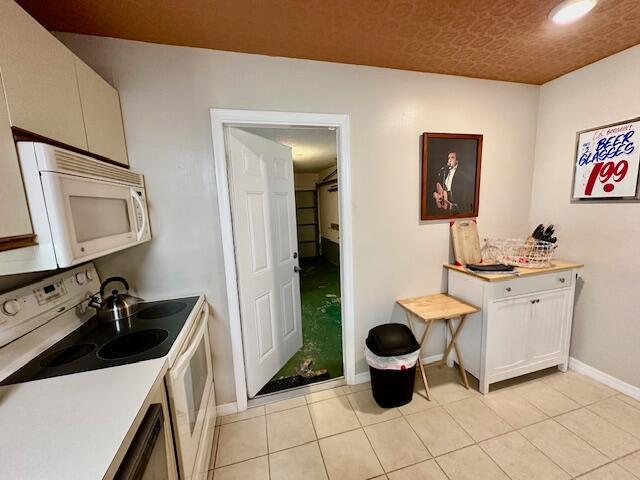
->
[491,270,573,299]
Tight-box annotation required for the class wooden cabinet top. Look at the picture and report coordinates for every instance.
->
[444,260,583,282]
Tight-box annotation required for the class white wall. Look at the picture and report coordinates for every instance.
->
[529,45,640,388]
[293,173,318,190]
[57,33,539,404]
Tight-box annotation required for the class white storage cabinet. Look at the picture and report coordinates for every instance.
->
[446,264,581,393]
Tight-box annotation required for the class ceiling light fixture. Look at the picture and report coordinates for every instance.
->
[549,0,598,25]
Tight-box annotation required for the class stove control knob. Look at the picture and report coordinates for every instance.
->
[2,299,21,316]
[75,272,88,285]
[85,270,95,281]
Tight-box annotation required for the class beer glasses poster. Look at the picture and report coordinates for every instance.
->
[572,118,640,200]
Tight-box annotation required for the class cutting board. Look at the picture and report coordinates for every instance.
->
[450,220,481,266]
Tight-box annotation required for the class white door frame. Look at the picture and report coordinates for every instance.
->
[210,109,355,412]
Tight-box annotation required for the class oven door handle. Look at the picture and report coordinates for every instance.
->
[172,303,209,374]
[131,188,147,242]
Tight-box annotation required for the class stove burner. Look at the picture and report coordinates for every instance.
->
[40,344,96,368]
[98,329,169,360]
[137,302,187,320]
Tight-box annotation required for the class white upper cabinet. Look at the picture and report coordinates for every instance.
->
[0,2,129,167]
[0,74,32,241]
[0,1,87,150]
[74,58,129,166]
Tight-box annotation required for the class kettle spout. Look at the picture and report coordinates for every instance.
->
[88,295,102,310]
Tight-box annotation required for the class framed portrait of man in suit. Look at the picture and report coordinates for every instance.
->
[420,132,483,220]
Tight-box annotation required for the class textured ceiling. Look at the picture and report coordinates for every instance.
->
[241,127,337,173]
[17,0,640,84]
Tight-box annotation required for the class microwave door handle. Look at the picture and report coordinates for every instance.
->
[130,189,147,241]
[173,304,209,373]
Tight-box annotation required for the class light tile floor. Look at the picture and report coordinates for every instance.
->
[209,366,640,479]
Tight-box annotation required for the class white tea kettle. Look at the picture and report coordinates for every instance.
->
[89,277,143,323]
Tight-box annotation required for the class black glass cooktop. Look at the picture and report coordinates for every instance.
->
[1,296,199,386]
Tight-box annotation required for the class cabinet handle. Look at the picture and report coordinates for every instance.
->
[505,287,512,293]
[559,277,566,283]
[530,298,540,304]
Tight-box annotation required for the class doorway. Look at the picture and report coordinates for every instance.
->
[210,110,354,412]
[239,126,343,396]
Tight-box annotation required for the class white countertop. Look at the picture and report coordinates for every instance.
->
[0,358,167,480]
[0,294,206,479]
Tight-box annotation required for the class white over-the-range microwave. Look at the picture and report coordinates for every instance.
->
[0,142,151,275]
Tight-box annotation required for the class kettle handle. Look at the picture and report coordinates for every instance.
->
[99,277,130,297]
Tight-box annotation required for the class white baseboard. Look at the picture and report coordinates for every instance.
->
[354,371,371,384]
[569,357,640,400]
[422,353,445,366]
[352,353,445,385]
[216,402,238,417]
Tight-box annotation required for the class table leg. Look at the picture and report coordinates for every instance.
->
[406,311,431,400]
[446,315,470,390]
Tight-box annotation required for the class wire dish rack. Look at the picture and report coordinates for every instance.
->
[482,238,557,268]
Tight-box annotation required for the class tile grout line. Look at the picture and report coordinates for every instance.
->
[556,406,640,459]
[616,393,640,412]
[583,397,640,442]
[210,422,222,471]
[433,398,516,480]
[402,409,439,459]
[264,412,271,480]
[211,372,636,478]
[477,431,566,480]
[616,448,640,479]
[478,387,550,428]
[506,426,576,478]
[304,403,331,480]
[210,454,269,473]
[572,444,640,479]
[524,416,606,478]
[345,391,387,477]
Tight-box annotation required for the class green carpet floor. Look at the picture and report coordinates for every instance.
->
[270,256,343,381]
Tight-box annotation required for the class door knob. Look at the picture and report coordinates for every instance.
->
[294,266,302,273]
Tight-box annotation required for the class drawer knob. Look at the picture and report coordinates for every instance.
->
[505,287,512,292]
[559,278,566,283]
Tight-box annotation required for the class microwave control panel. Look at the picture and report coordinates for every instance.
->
[133,190,145,231]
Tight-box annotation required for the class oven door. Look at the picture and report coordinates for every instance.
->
[40,172,150,267]
[166,303,214,479]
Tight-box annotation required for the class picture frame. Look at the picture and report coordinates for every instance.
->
[420,132,483,221]
[571,117,640,202]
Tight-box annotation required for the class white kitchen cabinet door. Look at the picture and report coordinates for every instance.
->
[486,296,531,375]
[74,57,129,166]
[528,289,570,364]
[0,1,87,149]
[0,74,32,242]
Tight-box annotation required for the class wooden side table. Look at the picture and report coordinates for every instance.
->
[397,293,480,400]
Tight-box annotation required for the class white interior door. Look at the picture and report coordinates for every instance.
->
[226,127,302,397]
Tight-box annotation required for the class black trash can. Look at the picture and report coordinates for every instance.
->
[366,323,420,408]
